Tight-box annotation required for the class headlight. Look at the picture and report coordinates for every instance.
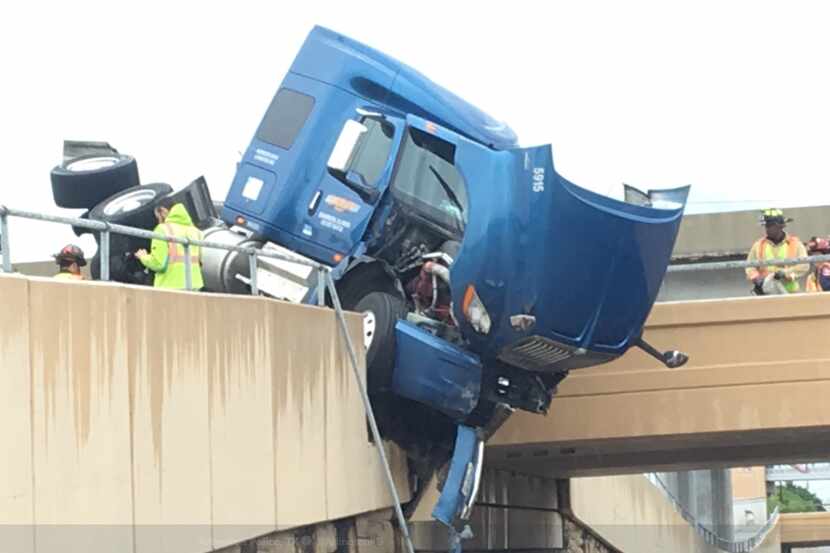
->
[462,285,491,335]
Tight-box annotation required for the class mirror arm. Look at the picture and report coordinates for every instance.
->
[633,336,689,369]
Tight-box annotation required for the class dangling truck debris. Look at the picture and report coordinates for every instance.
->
[49,25,690,544]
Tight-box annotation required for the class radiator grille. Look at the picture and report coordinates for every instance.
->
[499,336,573,372]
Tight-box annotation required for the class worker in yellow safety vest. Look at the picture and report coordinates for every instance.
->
[746,208,808,295]
[135,200,204,290]
[52,244,86,280]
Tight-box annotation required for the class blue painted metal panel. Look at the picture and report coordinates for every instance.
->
[445,134,688,365]
[225,68,412,264]
[392,321,482,420]
[290,26,517,150]
[223,25,688,371]
[432,425,482,527]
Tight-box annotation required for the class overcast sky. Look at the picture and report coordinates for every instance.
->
[2,0,829,261]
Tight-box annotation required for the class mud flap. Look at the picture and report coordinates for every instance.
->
[432,425,484,551]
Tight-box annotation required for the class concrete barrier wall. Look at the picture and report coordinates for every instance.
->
[570,474,781,553]
[780,512,830,549]
[0,273,410,553]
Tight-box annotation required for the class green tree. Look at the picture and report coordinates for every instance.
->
[768,482,826,513]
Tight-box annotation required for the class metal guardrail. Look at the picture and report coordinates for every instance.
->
[3,204,829,280]
[0,204,327,294]
[666,253,830,274]
[0,204,417,553]
[646,473,779,552]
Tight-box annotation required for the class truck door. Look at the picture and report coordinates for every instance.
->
[302,113,403,260]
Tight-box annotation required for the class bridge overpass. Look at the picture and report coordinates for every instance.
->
[488,292,830,477]
[1,271,824,552]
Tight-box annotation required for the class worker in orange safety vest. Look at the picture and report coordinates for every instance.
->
[745,208,808,295]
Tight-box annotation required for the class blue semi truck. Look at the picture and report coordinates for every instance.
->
[50,26,689,536]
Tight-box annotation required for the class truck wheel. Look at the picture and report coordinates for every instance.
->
[353,291,408,393]
[51,154,140,209]
[88,183,173,230]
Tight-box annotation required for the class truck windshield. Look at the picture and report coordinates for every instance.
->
[390,127,468,235]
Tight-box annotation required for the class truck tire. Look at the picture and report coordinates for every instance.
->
[353,291,408,393]
[51,154,140,209]
[87,183,172,283]
[88,183,173,230]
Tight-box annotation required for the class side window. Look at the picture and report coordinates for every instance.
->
[390,127,468,234]
[255,88,315,150]
[327,117,395,187]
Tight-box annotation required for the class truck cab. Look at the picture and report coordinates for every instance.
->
[206,25,690,533]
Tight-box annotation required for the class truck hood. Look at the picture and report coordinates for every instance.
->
[450,143,688,369]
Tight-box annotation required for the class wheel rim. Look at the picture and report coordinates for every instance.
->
[66,156,121,172]
[363,311,376,350]
[102,189,158,216]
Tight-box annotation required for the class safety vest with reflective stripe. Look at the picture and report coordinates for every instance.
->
[163,223,200,266]
[138,203,205,289]
[53,272,83,281]
[154,222,204,290]
[750,236,804,293]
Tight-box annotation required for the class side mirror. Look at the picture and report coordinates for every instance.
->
[662,350,689,369]
[633,336,689,369]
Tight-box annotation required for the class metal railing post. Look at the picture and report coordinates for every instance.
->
[184,241,193,291]
[0,206,10,273]
[248,251,258,295]
[100,226,111,281]
[324,272,415,553]
[317,266,326,306]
